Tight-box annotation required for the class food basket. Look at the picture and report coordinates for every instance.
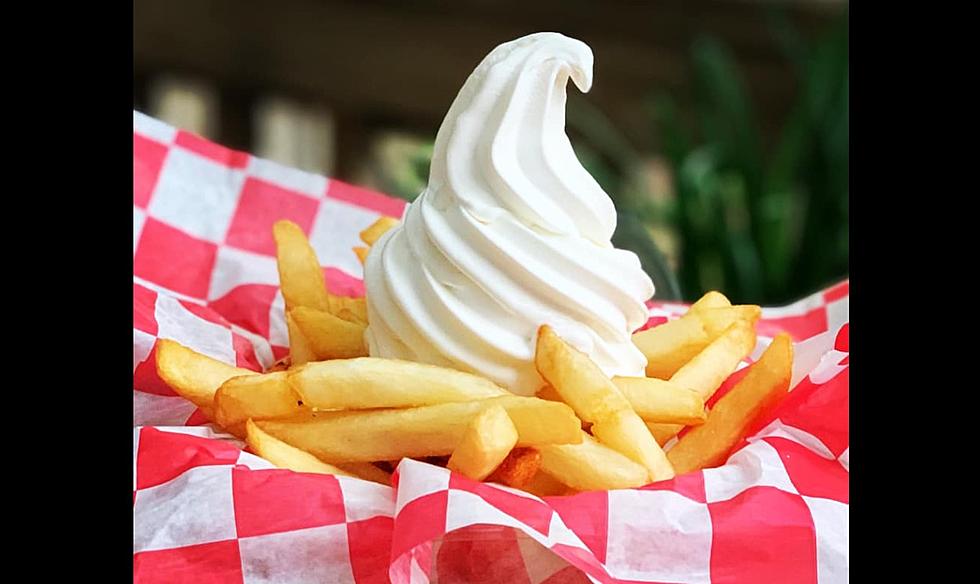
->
[133,111,848,583]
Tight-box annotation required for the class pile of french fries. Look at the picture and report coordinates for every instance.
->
[155,218,794,495]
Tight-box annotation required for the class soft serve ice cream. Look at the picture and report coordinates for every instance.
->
[363,32,655,395]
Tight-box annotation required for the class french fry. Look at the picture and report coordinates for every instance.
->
[611,377,706,425]
[591,410,675,482]
[359,216,400,245]
[273,220,331,312]
[698,305,762,337]
[671,320,757,400]
[286,311,317,366]
[539,433,650,491]
[257,396,580,463]
[155,339,257,411]
[290,306,368,360]
[288,357,508,409]
[689,290,731,312]
[668,333,793,474]
[448,405,518,481]
[336,308,366,326]
[646,422,684,446]
[521,468,569,497]
[326,295,368,324]
[645,320,758,444]
[486,448,541,489]
[543,379,704,426]
[245,419,353,477]
[535,325,674,481]
[534,325,632,421]
[214,372,305,431]
[266,356,292,373]
[336,462,393,486]
[353,246,370,265]
[632,317,710,379]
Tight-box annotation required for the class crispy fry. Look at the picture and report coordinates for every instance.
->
[155,339,257,411]
[214,372,305,431]
[668,334,793,474]
[521,468,569,497]
[486,448,541,489]
[326,295,368,324]
[257,396,580,463]
[245,419,353,477]
[448,405,519,481]
[632,317,710,379]
[353,246,370,265]
[539,433,650,491]
[335,308,366,326]
[697,305,762,338]
[689,290,731,312]
[336,462,393,486]
[611,377,706,425]
[288,357,507,409]
[646,422,684,446]
[359,216,400,245]
[632,304,759,379]
[535,325,674,481]
[266,356,292,373]
[273,220,330,312]
[534,325,632,421]
[591,410,675,482]
[286,311,317,366]
[535,384,564,403]
[290,306,368,360]
[671,320,757,400]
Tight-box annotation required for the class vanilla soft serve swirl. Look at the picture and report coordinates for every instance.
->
[363,32,655,395]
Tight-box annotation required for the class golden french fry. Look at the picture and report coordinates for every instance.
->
[486,448,542,490]
[257,396,581,463]
[266,356,292,373]
[698,305,762,338]
[359,216,400,246]
[535,384,564,403]
[671,320,757,401]
[521,468,569,497]
[353,246,370,265]
[611,377,706,425]
[286,311,317,366]
[288,357,507,409]
[448,405,518,481]
[632,317,711,379]
[245,419,353,477]
[632,304,758,379]
[689,290,731,312]
[273,220,330,312]
[214,372,305,431]
[335,308,367,326]
[534,325,632,421]
[336,462,393,486]
[326,295,368,324]
[591,410,674,482]
[539,433,650,491]
[535,325,673,481]
[290,306,368,360]
[646,422,684,446]
[155,339,257,411]
[668,334,794,474]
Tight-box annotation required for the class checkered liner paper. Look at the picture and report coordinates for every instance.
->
[133,111,849,584]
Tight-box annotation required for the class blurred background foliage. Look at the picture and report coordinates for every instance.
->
[135,0,848,305]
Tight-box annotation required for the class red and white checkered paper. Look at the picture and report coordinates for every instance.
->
[133,111,848,583]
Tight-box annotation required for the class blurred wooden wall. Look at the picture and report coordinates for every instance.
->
[133,0,845,178]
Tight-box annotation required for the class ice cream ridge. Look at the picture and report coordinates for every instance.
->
[363,32,655,396]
